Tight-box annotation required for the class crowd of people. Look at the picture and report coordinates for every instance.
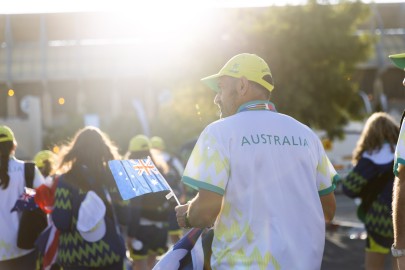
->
[0,52,405,270]
[0,127,186,270]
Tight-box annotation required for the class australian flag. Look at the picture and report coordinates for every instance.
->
[108,158,173,201]
[153,228,207,270]
[10,187,38,212]
[35,221,60,270]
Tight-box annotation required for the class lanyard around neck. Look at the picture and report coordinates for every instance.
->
[237,101,277,113]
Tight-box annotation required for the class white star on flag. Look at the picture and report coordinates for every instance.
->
[150,179,158,185]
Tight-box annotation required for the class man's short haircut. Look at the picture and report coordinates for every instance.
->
[250,80,271,100]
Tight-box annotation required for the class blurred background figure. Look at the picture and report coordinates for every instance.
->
[51,126,127,270]
[342,112,399,270]
[126,134,171,270]
[32,149,61,270]
[34,150,56,179]
[0,125,44,269]
[150,136,185,186]
[150,136,185,244]
[32,149,58,214]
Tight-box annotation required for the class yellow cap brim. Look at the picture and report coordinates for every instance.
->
[389,53,405,70]
[201,53,274,93]
[201,74,221,92]
[201,73,274,93]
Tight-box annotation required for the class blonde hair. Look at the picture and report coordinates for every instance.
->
[352,112,399,164]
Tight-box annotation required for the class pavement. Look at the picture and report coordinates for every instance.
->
[321,192,394,270]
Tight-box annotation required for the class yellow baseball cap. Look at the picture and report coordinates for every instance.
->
[150,136,165,150]
[0,125,15,143]
[389,53,405,70]
[201,53,274,92]
[129,135,151,152]
[34,150,56,168]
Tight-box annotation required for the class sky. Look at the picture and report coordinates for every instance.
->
[1,0,404,14]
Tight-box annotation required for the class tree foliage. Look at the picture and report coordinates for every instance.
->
[39,2,374,155]
[227,1,373,138]
[129,2,374,152]
[163,1,372,146]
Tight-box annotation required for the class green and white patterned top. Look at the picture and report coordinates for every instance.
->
[182,101,338,270]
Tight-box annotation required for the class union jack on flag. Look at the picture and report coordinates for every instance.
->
[108,158,173,201]
[10,187,38,212]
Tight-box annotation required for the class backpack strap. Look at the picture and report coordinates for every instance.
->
[24,162,36,188]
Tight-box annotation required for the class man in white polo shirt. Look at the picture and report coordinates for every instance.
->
[175,53,337,269]
[390,53,405,269]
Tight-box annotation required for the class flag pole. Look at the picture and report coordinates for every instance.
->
[165,183,181,206]
[170,190,181,206]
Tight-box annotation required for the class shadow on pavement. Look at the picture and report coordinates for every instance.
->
[322,223,393,270]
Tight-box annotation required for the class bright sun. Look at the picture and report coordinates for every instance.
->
[4,0,310,15]
[3,0,404,14]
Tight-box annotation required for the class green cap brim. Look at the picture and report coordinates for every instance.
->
[389,53,405,70]
[201,74,221,92]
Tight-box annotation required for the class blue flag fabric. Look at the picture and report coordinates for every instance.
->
[153,228,205,270]
[108,159,172,200]
[10,188,38,212]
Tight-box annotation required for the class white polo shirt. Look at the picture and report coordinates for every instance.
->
[0,157,44,260]
[394,119,405,176]
[182,101,338,270]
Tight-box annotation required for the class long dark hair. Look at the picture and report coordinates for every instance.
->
[0,139,14,189]
[57,126,120,179]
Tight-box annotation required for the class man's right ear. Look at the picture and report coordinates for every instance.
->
[239,76,249,96]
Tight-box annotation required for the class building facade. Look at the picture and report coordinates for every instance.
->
[1,3,405,158]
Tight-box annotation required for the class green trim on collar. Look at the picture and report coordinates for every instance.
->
[237,100,277,113]
[182,176,225,195]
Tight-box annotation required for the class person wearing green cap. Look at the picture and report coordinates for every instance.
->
[125,134,171,270]
[34,150,56,179]
[390,53,405,269]
[174,53,338,269]
[0,125,45,269]
[389,53,405,77]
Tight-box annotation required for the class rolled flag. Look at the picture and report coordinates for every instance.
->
[35,222,60,270]
[11,187,38,212]
[153,228,205,270]
[108,158,180,204]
